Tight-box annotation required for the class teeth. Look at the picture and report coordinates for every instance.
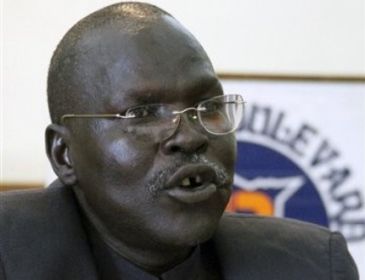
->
[181,177,191,187]
[180,175,203,188]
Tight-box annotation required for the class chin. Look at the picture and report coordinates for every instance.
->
[185,224,218,246]
[163,210,223,248]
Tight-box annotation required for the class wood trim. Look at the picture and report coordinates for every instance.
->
[0,183,44,192]
[217,72,365,82]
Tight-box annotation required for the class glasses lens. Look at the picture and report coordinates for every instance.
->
[124,104,178,139]
[198,95,244,135]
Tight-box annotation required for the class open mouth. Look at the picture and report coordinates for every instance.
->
[165,164,223,204]
[180,175,204,188]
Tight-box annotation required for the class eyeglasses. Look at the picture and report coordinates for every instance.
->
[61,94,244,139]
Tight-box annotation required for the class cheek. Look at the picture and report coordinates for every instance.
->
[108,139,144,168]
[72,136,158,211]
[102,137,158,182]
[211,135,237,169]
[71,127,158,187]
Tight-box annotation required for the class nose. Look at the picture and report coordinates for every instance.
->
[160,113,209,155]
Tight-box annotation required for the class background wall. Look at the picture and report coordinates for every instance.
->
[2,0,364,184]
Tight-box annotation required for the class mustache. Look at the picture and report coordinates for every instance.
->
[147,154,230,196]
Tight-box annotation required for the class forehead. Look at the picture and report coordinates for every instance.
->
[72,15,219,111]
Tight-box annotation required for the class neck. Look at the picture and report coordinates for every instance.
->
[73,186,193,274]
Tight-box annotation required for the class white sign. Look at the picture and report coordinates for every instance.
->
[222,78,365,277]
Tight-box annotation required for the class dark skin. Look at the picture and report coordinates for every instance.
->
[46,15,236,273]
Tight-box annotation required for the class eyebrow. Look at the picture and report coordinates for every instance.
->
[110,76,221,110]
[185,76,223,99]
[140,76,222,101]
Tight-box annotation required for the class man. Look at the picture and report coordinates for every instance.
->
[0,2,358,279]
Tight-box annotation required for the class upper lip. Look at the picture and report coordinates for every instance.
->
[165,164,218,189]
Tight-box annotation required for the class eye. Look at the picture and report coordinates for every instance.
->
[199,100,223,113]
[124,104,162,119]
[125,106,150,118]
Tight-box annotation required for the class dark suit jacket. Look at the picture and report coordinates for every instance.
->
[0,180,359,280]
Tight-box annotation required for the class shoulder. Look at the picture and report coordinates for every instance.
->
[217,212,331,244]
[0,181,98,280]
[1,180,76,217]
[0,181,82,239]
[212,213,358,280]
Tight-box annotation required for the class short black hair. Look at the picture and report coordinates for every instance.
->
[47,2,170,124]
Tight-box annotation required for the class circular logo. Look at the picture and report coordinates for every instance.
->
[227,141,328,227]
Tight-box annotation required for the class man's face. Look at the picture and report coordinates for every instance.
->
[66,16,236,250]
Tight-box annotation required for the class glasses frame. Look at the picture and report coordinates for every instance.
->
[61,94,245,136]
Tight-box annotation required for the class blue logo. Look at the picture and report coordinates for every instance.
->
[226,102,365,242]
[229,141,328,227]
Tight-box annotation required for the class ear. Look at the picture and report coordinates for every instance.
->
[46,124,77,186]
